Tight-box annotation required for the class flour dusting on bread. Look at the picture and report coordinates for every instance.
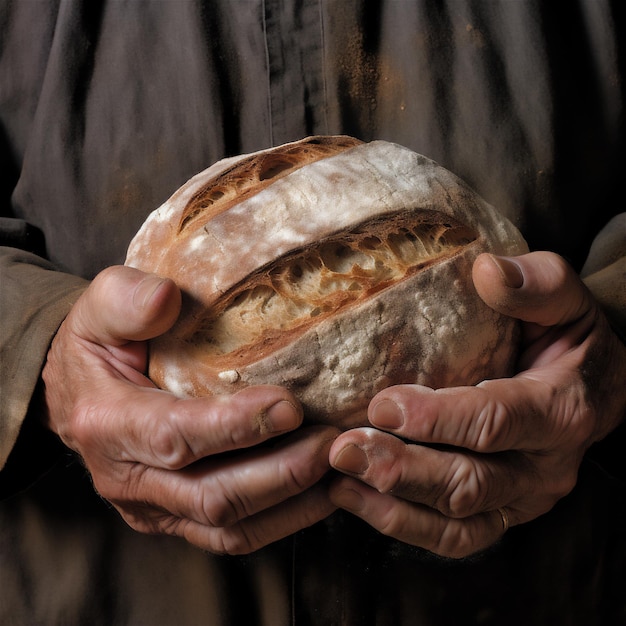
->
[126,136,528,426]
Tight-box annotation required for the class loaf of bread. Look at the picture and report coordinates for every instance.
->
[126,136,528,427]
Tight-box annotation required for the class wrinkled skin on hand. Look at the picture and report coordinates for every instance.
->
[42,266,338,555]
[329,251,626,559]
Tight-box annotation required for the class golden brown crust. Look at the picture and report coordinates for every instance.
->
[126,137,529,427]
[179,136,362,232]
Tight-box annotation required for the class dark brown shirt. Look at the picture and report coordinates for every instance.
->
[1,2,625,623]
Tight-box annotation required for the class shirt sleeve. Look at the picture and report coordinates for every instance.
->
[0,245,87,486]
[581,213,626,343]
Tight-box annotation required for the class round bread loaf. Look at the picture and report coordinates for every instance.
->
[125,136,528,427]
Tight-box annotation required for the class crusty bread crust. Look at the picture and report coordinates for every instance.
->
[126,137,528,427]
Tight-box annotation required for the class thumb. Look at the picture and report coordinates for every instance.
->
[472,251,594,327]
[72,265,182,346]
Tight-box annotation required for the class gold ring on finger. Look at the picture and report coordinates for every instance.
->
[496,507,510,533]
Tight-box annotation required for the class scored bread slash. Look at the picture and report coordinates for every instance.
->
[126,136,528,427]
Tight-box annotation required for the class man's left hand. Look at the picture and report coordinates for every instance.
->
[328,251,626,558]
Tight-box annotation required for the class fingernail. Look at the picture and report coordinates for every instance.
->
[334,487,365,512]
[490,255,524,289]
[369,399,404,430]
[333,444,369,474]
[133,275,167,309]
[265,400,301,433]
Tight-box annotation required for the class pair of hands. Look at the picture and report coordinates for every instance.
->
[42,252,626,558]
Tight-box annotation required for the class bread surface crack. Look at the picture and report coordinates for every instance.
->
[191,210,476,360]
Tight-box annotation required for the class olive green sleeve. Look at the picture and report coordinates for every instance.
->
[581,213,626,343]
[0,247,87,471]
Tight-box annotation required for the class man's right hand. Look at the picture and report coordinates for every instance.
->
[42,265,338,554]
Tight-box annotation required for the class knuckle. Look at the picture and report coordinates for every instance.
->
[148,411,194,469]
[438,460,488,519]
[201,477,249,528]
[473,395,511,452]
[213,527,260,556]
[203,495,242,528]
[216,394,270,444]
[377,508,413,541]
[432,523,481,559]
[152,515,187,537]
[195,395,264,452]
[281,461,316,495]
[66,401,100,449]
[208,399,242,446]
